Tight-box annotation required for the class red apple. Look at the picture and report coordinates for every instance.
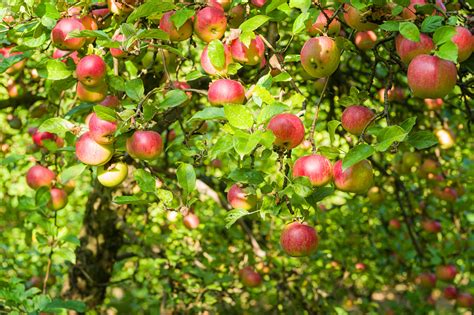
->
[193,6,227,43]
[444,286,458,300]
[77,81,108,103]
[416,272,437,289]
[355,263,366,271]
[341,105,375,135]
[208,79,245,105]
[401,0,426,20]
[167,129,177,142]
[208,0,232,11]
[51,18,86,51]
[160,11,193,42]
[0,46,26,74]
[343,4,378,31]
[422,219,442,233]
[280,222,318,257]
[306,9,341,37]
[228,5,245,28]
[354,31,377,50]
[227,184,257,210]
[452,26,473,62]
[333,160,374,194]
[433,187,458,203]
[395,34,435,64]
[75,132,114,166]
[91,4,111,29]
[300,36,340,78]
[407,54,457,99]
[76,54,107,87]
[183,213,200,229]
[389,219,401,230]
[230,35,265,66]
[424,98,443,110]
[32,131,62,148]
[49,188,68,210]
[88,112,117,144]
[97,162,128,187]
[201,43,233,75]
[267,113,305,149]
[251,0,266,7]
[81,15,98,44]
[110,34,126,58]
[100,95,120,108]
[26,165,56,190]
[378,86,405,103]
[126,130,163,160]
[292,154,332,187]
[456,292,474,308]
[52,49,80,64]
[239,266,262,287]
[107,0,140,15]
[436,264,457,282]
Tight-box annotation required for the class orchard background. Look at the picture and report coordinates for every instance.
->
[0,0,473,314]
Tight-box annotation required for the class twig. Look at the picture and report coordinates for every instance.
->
[309,77,330,153]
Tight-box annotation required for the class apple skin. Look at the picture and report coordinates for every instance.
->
[160,11,193,42]
[280,222,318,257]
[126,130,163,160]
[355,263,366,271]
[341,105,375,136]
[424,98,443,110]
[208,0,232,11]
[49,188,68,210]
[193,6,227,43]
[433,187,458,203]
[230,35,265,66]
[300,36,340,78]
[100,95,120,108]
[343,4,378,31]
[407,55,457,99]
[32,131,54,147]
[76,54,107,87]
[239,266,262,287]
[367,186,384,204]
[354,31,377,51]
[435,128,455,149]
[422,219,442,233]
[267,113,305,149]
[251,0,266,7]
[420,158,439,178]
[51,18,86,51]
[97,162,128,187]
[228,5,245,28]
[395,34,435,64]
[107,0,140,15]
[110,34,126,58]
[333,160,374,194]
[456,293,474,308]
[75,132,114,166]
[306,9,340,37]
[26,165,56,190]
[400,151,421,173]
[416,272,437,289]
[52,49,80,64]
[77,81,108,103]
[378,87,405,103]
[292,154,333,187]
[201,43,233,75]
[435,265,457,282]
[401,0,426,20]
[88,113,117,145]
[444,286,458,300]
[208,79,245,105]
[0,46,26,74]
[227,184,257,210]
[91,5,111,29]
[183,213,200,229]
[452,27,473,62]
[81,15,98,44]
[388,219,401,230]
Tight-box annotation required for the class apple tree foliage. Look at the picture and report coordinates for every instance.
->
[0,0,473,313]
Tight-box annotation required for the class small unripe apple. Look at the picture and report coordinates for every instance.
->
[341,105,375,135]
[435,128,455,149]
[407,55,457,99]
[88,113,117,145]
[26,165,56,190]
[183,213,200,229]
[239,266,262,287]
[401,151,421,173]
[422,219,441,233]
[208,79,245,105]
[435,264,457,282]
[333,160,374,194]
[97,162,128,187]
[388,219,401,230]
[160,11,193,42]
[193,6,227,43]
[51,18,86,51]
[52,49,80,64]
[354,31,377,51]
[76,54,107,87]
[126,130,163,160]
[451,26,473,62]
[75,132,114,166]
[300,36,340,78]
[228,5,245,28]
[267,113,305,149]
[230,35,265,66]
[227,184,257,210]
[395,34,435,64]
[280,222,318,257]
[343,4,378,31]
[49,188,68,210]
[367,186,384,204]
[416,272,437,289]
[201,43,233,75]
[306,9,340,37]
[77,81,108,103]
[355,263,366,271]
[456,292,474,308]
[292,154,332,187]
[443,285,458,300]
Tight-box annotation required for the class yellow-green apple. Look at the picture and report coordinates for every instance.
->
[355,31,377,50]
[333,160,374,194]
[451,26,473,62]
[126,130,163,160]
[207,79,245,105]
[77,81,108,103]
[435,128,455,149]
[395,34,435,64]
[416,272,436,288]
[75,132,114,166]
[343,4,378,31]
[88,113,117,144]
[300,36,340,78]
[367,186,384,204]
[239,266,262,287]
[160,11,193,42]
[26,165,56,190]
[341,105,375,135]
[227,184,257,210]
[306,9,340,37]
[435,264,457,282]
[97,162,128,187]
[201,42,233,75]
[280,222,318,257]
[51,18,86,51]
[230,35,265,66]
[292,154,332,186]
[48,188,68,210]
[193,6,227,43]
[183,213,200,229]
[76,54,107,87]
[267,113,305,149]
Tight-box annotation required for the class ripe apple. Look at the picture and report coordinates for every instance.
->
[239,266,262,287]
[354,31,377,51]
[170,81,192,100]
[207,79,245,105]
[424,98,443,110]
[422,219,441,233]
[433,187,458,203]
[306,9,341,37]
[160,11,193,42]
[167,129,177,142]
[343,4,378,31]
[443,286,458,300]
[228,5,245,28]
[230,35,265,66]
[193,6,227,43]
[208,0,232,11]
[435,128,455,149]
[88,113,117,144]
[280,222,318,257]
[183,213,200,229]
[77,81,108,103]
[452,26,473,62]
[110,34,126,58]
[416,272,437,289]
[26,165,56,190]
[300,36,340,78]
[0,46,26,74]
[100,95,120,108]
[49,188,68,210]
[91,4,111,29]
[107,0,140,15]
[81,15,99,44]
[378,86,405,103]
[201,43,233,75]
[407,54,457,99]
[75,132,114,166]
[395,34,435,64]
[341,105,375,135]
[267,113,305,149]
[292,154,333,186]
[401,0,426,20]
[52,49,80,64]
[227,184,257,210]
[51,18,86,51]
[126,130,163,160]
[367,186,384,204]
[355,263,366,271]
[436,264,457,282]
[456,292,474,308]
[32,131,62,148]
[76,55,107,87]
[333,160,374,194]
[388,219,401,230]
[97,162,128,187]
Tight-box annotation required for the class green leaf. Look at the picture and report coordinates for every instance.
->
[433,26,456,45]
[239,15,271,32]
[228,168,265,185]
[0,54,25,73]
[328,120,341,144]
[39,117,74,136]
[93,105,117,122]
[160,90,188,109]
[38,60,72,80]
[134,169,155,193]
[292,11,309,34]
[156,189,173,205]
[177,163,196,198]
[125,79,144,101]
[265,0,287,12]
[379,20,400,31]
[224,105,254,129]
[208,39,225,69]
[113,196,149,205]
[435,41,458,63]
[44,299,86,312]
[400,117,417,133]
[407,131,438,149]
[185,70,205,81]
[421,15,444,33]
[60,164,87,184]
[307,187,335,204]
[399,22,420,42]
[289,0,311,11]
[35,186,51,207]
[136,29,169,40]
[54,248,76,263]
[342,144,375,170]
[170,8,194,29]
[272,72,292,82]
[375,126,408,152]
[109,76,126,91]
[68,30,111,41]
[189,107,225,122]
[127,1,175,23]
[225,209,249,229]
[257,102,288,124]
[233,131,260,156]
